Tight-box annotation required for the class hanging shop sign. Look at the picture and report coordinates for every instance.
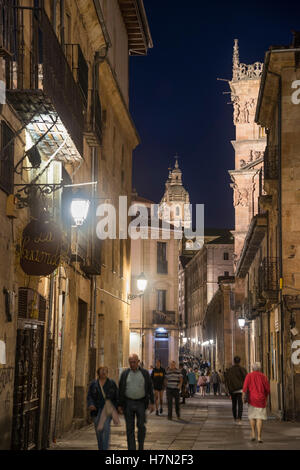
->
[155,332,169,339]
[20,217,63,276]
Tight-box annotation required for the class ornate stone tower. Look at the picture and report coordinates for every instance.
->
[228,39,266,266]
[159,157,191,229]
[227,40,266,363]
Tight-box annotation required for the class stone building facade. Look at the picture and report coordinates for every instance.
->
[236,34,300,420]
[227,40,266,368]
[204,277,238,372]
[129,195,181,369]
[0,0,152,449]
[184,230,234,358]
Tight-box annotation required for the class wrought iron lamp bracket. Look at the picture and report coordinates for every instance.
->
[128,292,144,300]
[14,183,64,209]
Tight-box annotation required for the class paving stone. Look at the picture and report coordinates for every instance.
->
[50,394,300,450]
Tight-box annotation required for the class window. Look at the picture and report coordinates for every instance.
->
[224,271,229,277]
[223,252,229,260]
[157,242,168,274]
[176,206,180,216]
[157,290,166,312]
[0,122,14,194]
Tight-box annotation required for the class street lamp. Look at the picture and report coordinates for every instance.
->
[238,317,246,329]
[137,272,147,293]
[71,191,90,226]
[128,272,148,300]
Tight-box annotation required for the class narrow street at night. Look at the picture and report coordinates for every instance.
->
[50,394,300,451]
[2,0,300,456]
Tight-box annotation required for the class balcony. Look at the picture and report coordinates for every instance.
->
[258,257,279,302]
[153,310,176,325]
[65,44,89,105]
[236,214,267,278]
[5,6,85,162]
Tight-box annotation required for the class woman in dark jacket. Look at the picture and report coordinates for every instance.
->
[87,366,119,450]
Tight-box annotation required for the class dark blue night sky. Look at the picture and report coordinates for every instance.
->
[129,0,300,229]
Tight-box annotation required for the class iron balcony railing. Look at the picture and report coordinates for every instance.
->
[258,257,279,297]
[153,310,176,325]
[5,6,85,156]
[65,43,89,104]
[264,145,279,180]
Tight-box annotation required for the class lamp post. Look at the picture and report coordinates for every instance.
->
[128,273,148,365]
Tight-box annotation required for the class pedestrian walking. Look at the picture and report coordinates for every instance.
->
[118,353,154,450]
[205,370,211,394]
[87,366,119,450]
[197,373,207,397]
[165,361,183,420]
[151,359,166,415]
[225,356,247,424]
[187,368,196,397]
[194,368,200,392]
[218,369,226,395]
[179,362,188,404]
[211,370,221,396]
[242,362,270,443]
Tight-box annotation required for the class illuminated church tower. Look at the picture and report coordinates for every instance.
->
[159,157,191,229]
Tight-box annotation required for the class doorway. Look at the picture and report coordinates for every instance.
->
[74,299,88,419]
[155,339,169,369]
[11,323,44,450]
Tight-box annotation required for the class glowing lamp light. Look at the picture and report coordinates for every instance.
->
[157,327,167,333]
[137,272,147,292]
[210,339,213,345]
[71,196,90,226]
[238,317,246,328]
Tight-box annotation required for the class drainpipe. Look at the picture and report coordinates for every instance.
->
[93,0,112,49]
[53,268,68,442]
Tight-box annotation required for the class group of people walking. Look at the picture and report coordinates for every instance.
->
[87,353,270,450]
[87,354,184,450]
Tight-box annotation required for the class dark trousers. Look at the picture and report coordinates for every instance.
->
[124,399,146,450]
[231,392,243,420]
[167,388,180,418]
[213,383,218,395]
[189,384,195,396]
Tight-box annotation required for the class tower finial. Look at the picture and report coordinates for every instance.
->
[174,154,179,169]
[233,39,239,81]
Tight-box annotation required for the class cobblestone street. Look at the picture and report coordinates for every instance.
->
[50,394,300,451]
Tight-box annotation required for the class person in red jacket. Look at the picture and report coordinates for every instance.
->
[242,362,270,443]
